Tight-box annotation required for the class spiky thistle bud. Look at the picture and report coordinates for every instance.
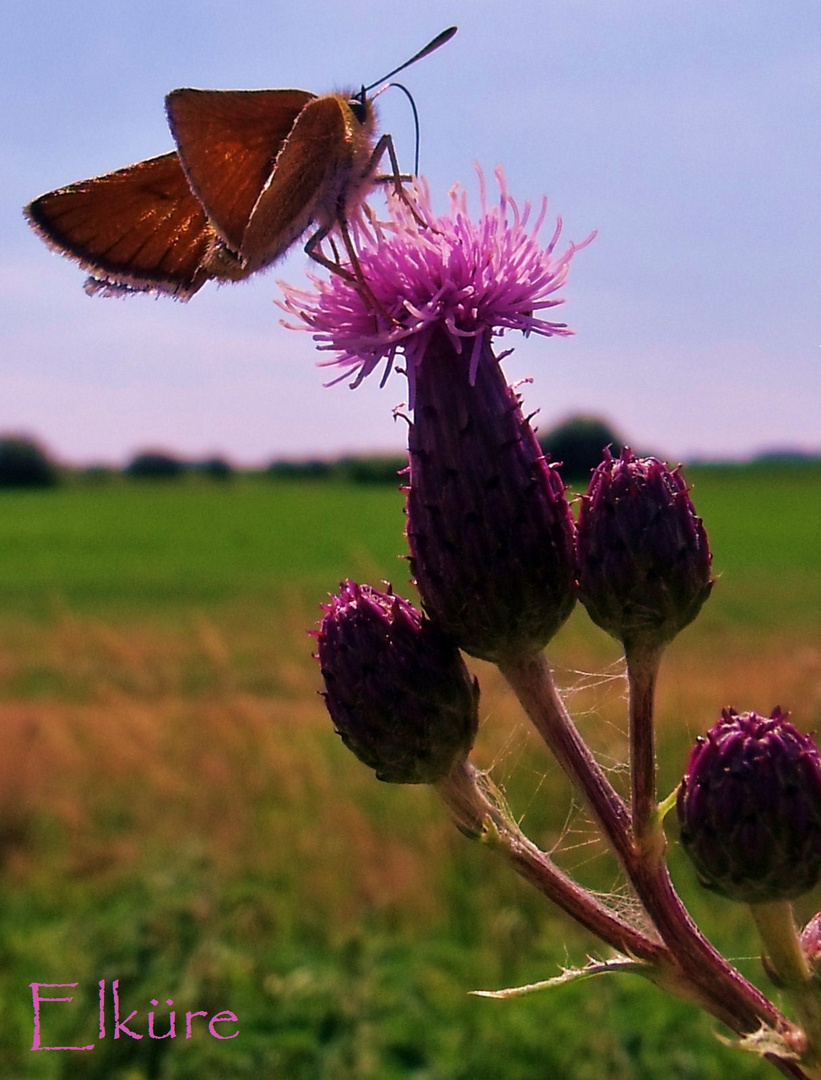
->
[315,581,479,784]
[677,708,821,904]
[405,330,578,663]
[576,447,713,652]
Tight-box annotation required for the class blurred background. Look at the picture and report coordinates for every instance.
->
[1,2,820,1077]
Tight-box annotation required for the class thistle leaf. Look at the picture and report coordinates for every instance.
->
[471,955,649,999]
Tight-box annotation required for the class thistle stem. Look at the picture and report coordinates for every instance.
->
[751,901,821,1077]
[625,643,665,861]
[630,856,788,1038]
[497,652,633,865]
[435,760,665,963]
[499,650,798,1050]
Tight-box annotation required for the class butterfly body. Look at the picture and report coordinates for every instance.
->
[24,27,456,300]
[239,92,378,272]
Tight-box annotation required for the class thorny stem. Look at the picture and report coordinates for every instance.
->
[498,650,806,1073]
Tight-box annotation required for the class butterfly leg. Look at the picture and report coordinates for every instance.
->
[305,219,399,329]
[365,134,430,230]
[304,222,356,282]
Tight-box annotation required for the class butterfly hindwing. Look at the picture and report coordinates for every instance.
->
[25,152,214,298]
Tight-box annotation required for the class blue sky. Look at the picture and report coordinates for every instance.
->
[3,0,819,466]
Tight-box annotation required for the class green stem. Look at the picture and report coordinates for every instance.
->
[751,901,821,1077]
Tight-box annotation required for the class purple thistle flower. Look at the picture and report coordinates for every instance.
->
[279,169,592,406]
[677,708,821,904]
[283,172,588,662]
[315,581,479,784]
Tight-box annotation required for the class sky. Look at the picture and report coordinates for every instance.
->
[2,0,820,467]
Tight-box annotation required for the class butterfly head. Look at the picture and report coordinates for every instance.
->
[348,86,370,125]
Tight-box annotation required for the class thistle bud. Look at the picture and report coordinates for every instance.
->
[677,708,821,904]
[576,448,712,652]
[406,332,577,663]
[315,580,479,784]
[800,913,821,973]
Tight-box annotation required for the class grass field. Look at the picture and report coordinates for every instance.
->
[0,463,818,1078]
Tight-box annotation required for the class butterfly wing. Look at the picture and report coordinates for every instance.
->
[241,94,369,270]
[166,88,315,253]
[25,152,214,298]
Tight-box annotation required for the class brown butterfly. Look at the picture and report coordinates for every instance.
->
[24,27,456,301]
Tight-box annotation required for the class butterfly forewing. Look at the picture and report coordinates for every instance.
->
[166,88,314,253]
[25,152,214,298]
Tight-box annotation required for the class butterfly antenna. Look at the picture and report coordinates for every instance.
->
[387,83,421,175]
[363,26,457,93]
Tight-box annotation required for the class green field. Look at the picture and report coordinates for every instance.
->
[0,464,819,1078]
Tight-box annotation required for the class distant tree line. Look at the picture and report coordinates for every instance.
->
[0,436,60,488]
[2,423,818,489]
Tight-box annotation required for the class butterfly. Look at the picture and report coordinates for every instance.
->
[24,27,456,300]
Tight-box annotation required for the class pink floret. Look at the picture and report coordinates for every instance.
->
[278,168,593,405]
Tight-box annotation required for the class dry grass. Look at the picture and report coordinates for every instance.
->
[2,602,818,925]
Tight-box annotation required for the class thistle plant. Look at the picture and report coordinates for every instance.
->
[281,174,821,1079]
